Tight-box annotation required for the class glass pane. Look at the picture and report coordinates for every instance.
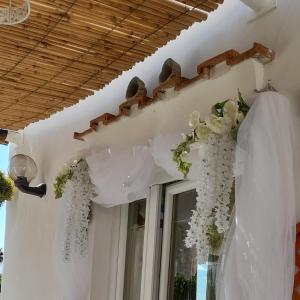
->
[123,199,146,300]
[168,189,217,300]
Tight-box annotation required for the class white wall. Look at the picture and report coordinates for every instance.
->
[2,0,300,299]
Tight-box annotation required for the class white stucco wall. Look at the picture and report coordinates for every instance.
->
[2,0,300,299]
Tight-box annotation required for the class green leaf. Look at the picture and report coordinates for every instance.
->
[213,100,229,117]
[207,224,224,252]
[54,168,73,199]
[237,89,250,114]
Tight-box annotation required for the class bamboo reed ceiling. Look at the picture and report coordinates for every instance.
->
[0,0,223,130]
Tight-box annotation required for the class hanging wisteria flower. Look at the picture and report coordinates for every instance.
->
[55,159,97,261]
[172,91,250,263]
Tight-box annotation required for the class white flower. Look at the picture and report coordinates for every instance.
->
[205,115,232,135]
[185,134,235,263]
[195,124,212,143]
[189,111,201,129]
[223,100,239,126]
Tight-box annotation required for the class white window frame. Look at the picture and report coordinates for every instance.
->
[115,181,197,300]
[159,180,197,300]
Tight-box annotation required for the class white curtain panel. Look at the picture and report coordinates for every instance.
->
[86,133,214,207]
[86,145,174,207]
[217,92,296,300]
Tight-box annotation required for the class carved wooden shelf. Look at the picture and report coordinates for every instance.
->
[74,43,275,141]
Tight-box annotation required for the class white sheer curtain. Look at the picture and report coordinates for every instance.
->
[86,133,213,208]
[217,92,296,300]
[86,145,173,207]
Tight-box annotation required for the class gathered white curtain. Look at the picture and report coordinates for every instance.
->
[86,144,176,207]
[217,92,296,300]
[85,132,224,208]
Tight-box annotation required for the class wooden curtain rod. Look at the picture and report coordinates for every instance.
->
[74,42,275,141]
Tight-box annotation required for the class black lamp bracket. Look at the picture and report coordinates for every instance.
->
[14,176,47,198]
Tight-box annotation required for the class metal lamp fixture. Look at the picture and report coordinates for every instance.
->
[0,0,31,25]
[9,154,46,198]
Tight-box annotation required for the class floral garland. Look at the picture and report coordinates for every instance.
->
[54,159,96,261]
[54,162,74,199]
[173,91,249,263]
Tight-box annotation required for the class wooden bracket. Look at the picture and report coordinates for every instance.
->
[73,43,275,142]
[197,49,240,75]
[153,75,189,98]
[119,94,154,116]
[90,113,118,130]
[197,43,275,76]
[74,128,94,141]
[227,42,275,65]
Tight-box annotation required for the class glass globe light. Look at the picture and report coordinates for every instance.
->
[9,154,38,183]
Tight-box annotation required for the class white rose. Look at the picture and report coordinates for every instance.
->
[223,100,239,126]
[189,111,201,129]
[205,115,232,134]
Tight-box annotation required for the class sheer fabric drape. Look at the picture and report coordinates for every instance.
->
[217,92,296,300]
[56,91,296,300]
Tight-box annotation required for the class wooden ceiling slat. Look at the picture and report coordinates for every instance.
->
[0,42,131,76]
[0,0,223,129]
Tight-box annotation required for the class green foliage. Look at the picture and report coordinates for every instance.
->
[174,272,197,300]
[0,170,14,205]
[212,99,229,117]
[238,89,250,115]
[54,168,73,199]
[172,133,195,177]
[207,224,224,252]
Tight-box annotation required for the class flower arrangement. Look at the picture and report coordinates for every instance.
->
[54,159,96,261]
[172,91,249,177]
[0,170,15,205]
[173,91,249,263]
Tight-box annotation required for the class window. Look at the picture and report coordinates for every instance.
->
[118,182,217,300]
[167,190,198,300]
[123,199,146,300]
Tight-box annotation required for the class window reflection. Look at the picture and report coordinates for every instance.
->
[123,199,146,300]
[168,189,217,300]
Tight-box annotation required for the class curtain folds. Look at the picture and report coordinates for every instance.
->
[217,92,296,300]
[67,91,296,300]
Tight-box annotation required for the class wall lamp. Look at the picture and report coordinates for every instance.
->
[9,154,47,198]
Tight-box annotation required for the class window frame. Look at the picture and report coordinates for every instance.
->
[115,181,197,300]
[159,181,197,300]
